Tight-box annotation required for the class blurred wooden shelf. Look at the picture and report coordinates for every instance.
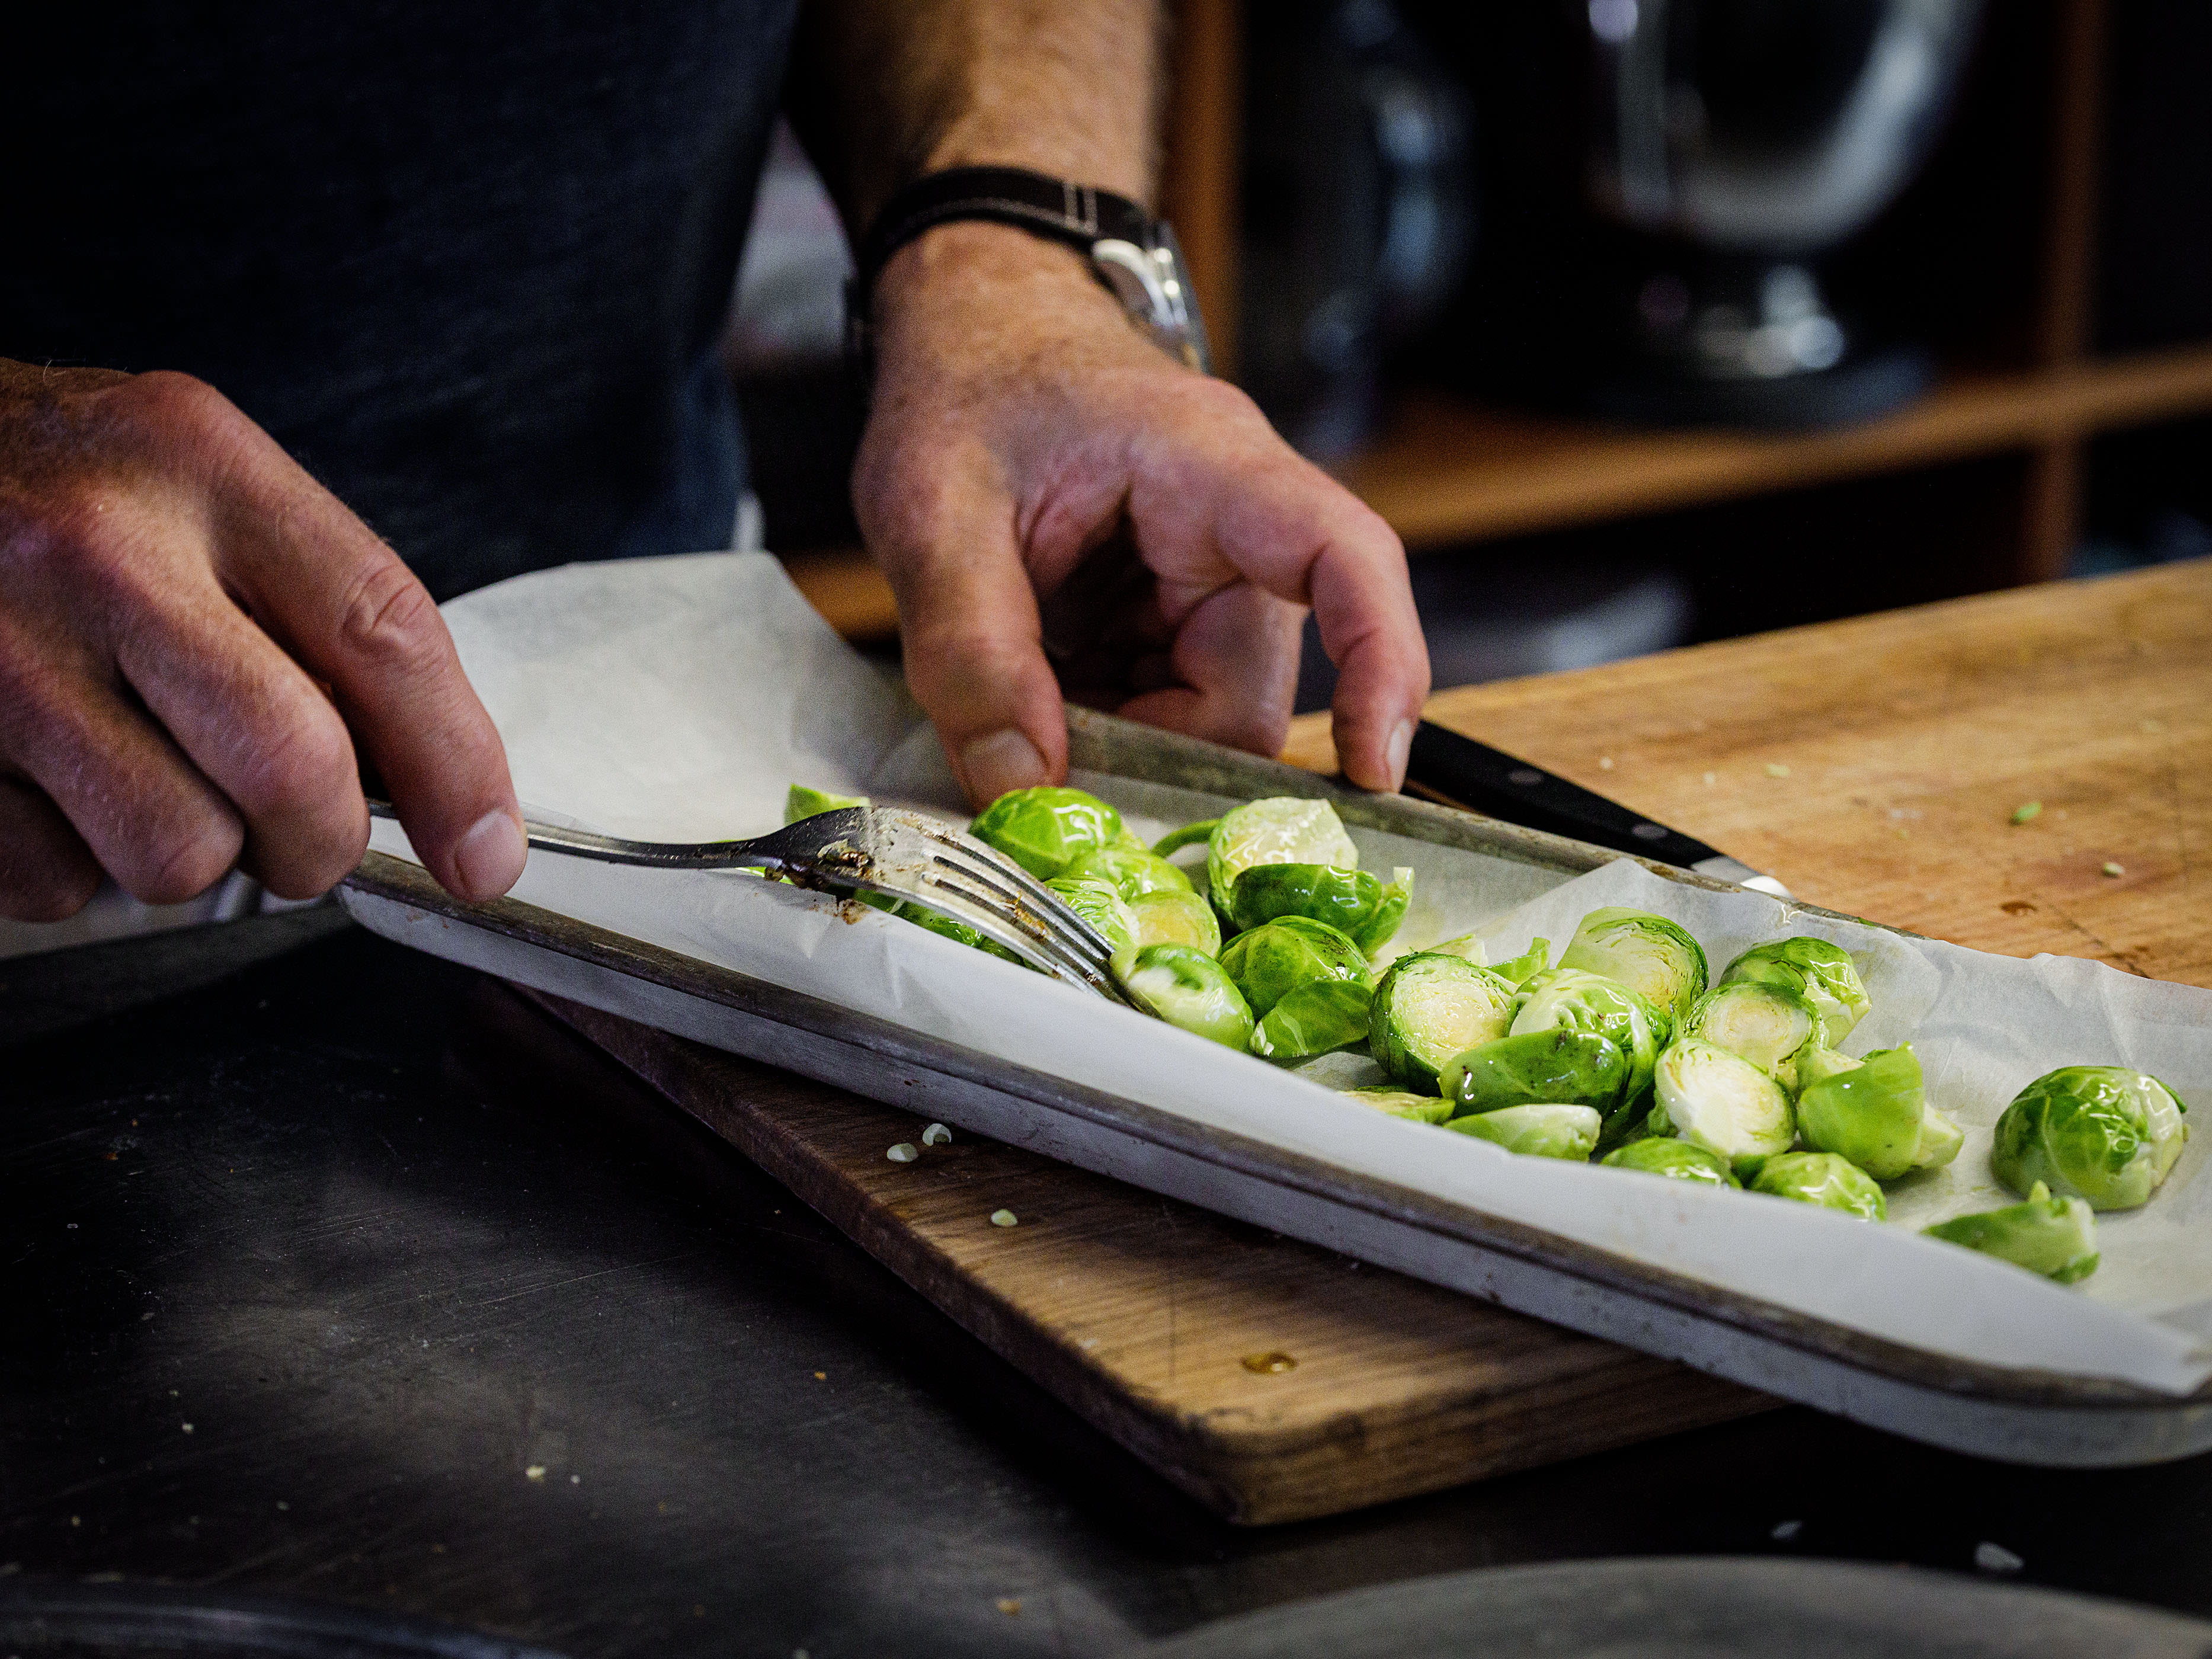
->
[782,546,898,642]
[1337,342,2212,552]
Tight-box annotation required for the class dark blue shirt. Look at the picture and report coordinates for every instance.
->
[4,2,798,598]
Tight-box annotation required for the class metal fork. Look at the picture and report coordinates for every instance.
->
[364,800,1132,1005]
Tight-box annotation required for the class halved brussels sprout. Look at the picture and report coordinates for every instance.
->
[1719,937,1871,1047]
[1250,978,1374,1061]
[1203,797,1361,915]
[785,783,869,824]
[969,786,1126,880]
[1339,1086,1455,1125]
[1225,863,1413,953]
[1923,1180,2101,1283]
[1600,1136,1741,1187]
[1682,980,1823,1093]
[1124,886,1222,959]
[1446,1104,1603,1161]
[1218,915,1369,1019]
[1992,1065,2189,1210]
[1750,1151,1887,1219]
[1652,1037,1795,1176]
[1559,908,1709,1026]
[1046,875,1138,960]
[1369,953,1520,1093]
[1509,968,1663,1110]
[1795,1043,1926,1180]
[1440,1029,1628,1117]
[1062,843,1193,901]
[1120,944,1254,1050]
[1489,938,1553,988]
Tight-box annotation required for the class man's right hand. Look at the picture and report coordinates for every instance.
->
[0,361,526,922]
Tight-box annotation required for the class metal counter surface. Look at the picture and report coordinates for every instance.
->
[5,918,2210,1657]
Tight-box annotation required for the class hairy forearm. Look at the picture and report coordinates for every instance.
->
[788,0,1164,232]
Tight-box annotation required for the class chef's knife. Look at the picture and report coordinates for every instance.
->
[1403,721,1791,898]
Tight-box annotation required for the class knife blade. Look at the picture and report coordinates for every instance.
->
[1402,721,1791,898]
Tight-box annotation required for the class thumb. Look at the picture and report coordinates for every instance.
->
[872,483,1070,810]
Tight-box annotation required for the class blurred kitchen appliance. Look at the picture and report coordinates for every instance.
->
[1418,0,1982,426]
[1241,0,1473,457]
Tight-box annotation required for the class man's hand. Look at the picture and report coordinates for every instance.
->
[856,224,1430,806]
[0,361,526,921]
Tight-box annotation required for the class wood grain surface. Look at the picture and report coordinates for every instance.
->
[537,992,1764,1526]
[1288,559,2212,987]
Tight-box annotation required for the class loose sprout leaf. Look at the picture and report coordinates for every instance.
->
[1992,1065,2189,1210]
[1369,953,1520,1093]
[968,786,1125,880]
[1446,1104,1602,1161]
[1489,937,1553,988]
[1913,1103,1965,1171]
[1559,908,1710,1025]
[1339,1086,1455,1125]
[1750,1151,1887,1220]
[1923,1180,2101,1283]
[1151,818,1220,858]
[1426,932,1488,966]
[785,783,870,824]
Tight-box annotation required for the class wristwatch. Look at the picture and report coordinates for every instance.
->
[850,165,1213,374]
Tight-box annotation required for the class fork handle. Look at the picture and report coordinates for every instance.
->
[362,798,767,872]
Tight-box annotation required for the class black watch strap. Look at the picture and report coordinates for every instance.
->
[849,165,1211,375]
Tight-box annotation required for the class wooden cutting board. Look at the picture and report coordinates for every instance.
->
[534,992,1765,1526]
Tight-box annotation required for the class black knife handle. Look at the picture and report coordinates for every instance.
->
[1404,721,1723,872]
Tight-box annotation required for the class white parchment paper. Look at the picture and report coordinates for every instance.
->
[369,553,2212,1393]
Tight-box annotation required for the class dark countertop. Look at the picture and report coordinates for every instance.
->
[5,917,2210,1657]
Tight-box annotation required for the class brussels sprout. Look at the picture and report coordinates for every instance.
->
[1439,1029,1628,1117]
[1510,968,1663,1110]
[969,786,1126,880]
[1447,1104,1603,1161]
[1795,1043,1926,1180]
[1124,886,1222,959]
[1991,1065,2189,1210]
[1205,798,1361,916]
[1369,953,1520,1093]
[1923,1181,2101,1284]
[1719,937,1871,1047]
[1750,1151,1888,1220]
[1600,1136,1742,1187]
[1062,843,1193,901]
[1560,908,1710,1026]
[1652,1037,1795,1176]
[1490,937,1553,988]
[1225,863,1413,953]
[1218,915,1370,1019]
[1046,875,1138,960]
[1250,978,1374,1061]
[1120,944,1254,1050]
[1682,980,1823,1093]
[1339,1086,1455,1125]
[785,783,869,824]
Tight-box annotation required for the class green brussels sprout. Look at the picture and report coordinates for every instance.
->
[1600,1136,1741,1187]
[1339,1086,1455,1125]
[1204,797,1361,914]
[1719,937,1871,1047]
[1795,1043,1926,1180]
[969,786,1126,880]
[1446,1104,1603,1161]
[1120,944,1254,1050]
[1489,938,1553,988]
[1225,862,1413,953]
[1991,1065,2189,1210]
[1369,953,1520,1093]
[1923,1181,2101,1284]
[785,783,869,824]
[1750,1151,1888,1220]
[1124,886,1222,959]
[1250,978,1374,1061]
[1509,968,1663,1110]
[1681,980,1823,1093]
[1046,875,1138,960]
[1218,915,1369,1019]
[1062,843,1193,901]
[1559,908,1710,1026]
[1652,1037,1795,1176]
[1439,1029,1628,1116]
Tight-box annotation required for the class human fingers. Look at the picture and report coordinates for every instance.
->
[856,436,1070,809]
[0,776,101,923]
[1115,580,1304,760]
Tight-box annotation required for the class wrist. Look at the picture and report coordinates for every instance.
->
[867,220,1145,377]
